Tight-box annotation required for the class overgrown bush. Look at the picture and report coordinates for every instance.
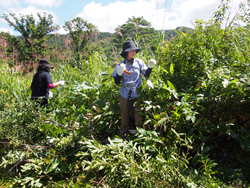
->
[1,8,250,187]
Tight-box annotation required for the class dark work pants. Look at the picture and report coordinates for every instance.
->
[119,94,141,137]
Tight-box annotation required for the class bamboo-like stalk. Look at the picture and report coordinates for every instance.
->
[112,47,130,75]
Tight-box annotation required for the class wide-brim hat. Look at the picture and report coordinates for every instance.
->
[39,58,54,69]
[120,40,140,57]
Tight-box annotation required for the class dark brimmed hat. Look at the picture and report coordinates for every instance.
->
[120,40,140,58]
[39,58,54,69]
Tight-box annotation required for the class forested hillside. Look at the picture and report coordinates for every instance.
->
[44,26,192,49]
[0,0,250,187]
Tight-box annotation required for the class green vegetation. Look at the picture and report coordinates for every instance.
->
[63,17,97,62]
[2,12,59,66]
[0,0,250,187]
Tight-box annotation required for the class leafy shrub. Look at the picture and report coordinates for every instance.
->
[1,11,250,187]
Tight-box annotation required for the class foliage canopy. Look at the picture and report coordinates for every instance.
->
[2,12,59,64]
[1,0,250,187]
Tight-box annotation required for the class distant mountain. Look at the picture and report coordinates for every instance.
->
[14,26,193,50]
[161,26,194,41]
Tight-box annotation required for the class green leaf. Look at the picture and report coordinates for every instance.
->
[240,141,245,150]
[47,162,59,174]
[60,161,69,173]
[112,138,124,144]
[229,79,238,85]
[143,119,151,125]
[202,146,213,153]
[155,117,169,127]
[204,85,212,98]
[191,153,200,163]
[160,112,168,118]
[194,118,203,127]
[170,63,174,75]
[160,67,168,74]
[194,86,200,92]
[171,128,179,137]
[187,128,194,137]
[167,80,175,91]
[228,130,238,139]
[138,127,147,136]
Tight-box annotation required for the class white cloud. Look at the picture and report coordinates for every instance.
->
[168,0,245,29]
[166,0,220,29]
[75,0,245,33]
[3,5,59,25]
[53,26,68,35]
[76,0,162,33]
[22,0,64,8]
[0,27,13,35]
[0,0,20,8]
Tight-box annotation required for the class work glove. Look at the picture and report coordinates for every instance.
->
[117,64,126,76]
[49,91,53,97]
[148,59,157,68]
[59,80,65,86]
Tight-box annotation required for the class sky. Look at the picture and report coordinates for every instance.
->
[0,0,245,36]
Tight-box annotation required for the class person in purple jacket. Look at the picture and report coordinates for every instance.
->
[112,40,157,138]
[30,58,64,112]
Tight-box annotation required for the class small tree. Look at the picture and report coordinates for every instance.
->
[3,12,59,68]
[111,16,158,52]
[0,32,11,63]
[63,17,96,62]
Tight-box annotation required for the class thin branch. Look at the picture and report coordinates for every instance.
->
[0,142,53,149]
[97,175,106,185]
[8,159,29,174]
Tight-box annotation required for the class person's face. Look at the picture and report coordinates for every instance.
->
[127,50,136,60]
